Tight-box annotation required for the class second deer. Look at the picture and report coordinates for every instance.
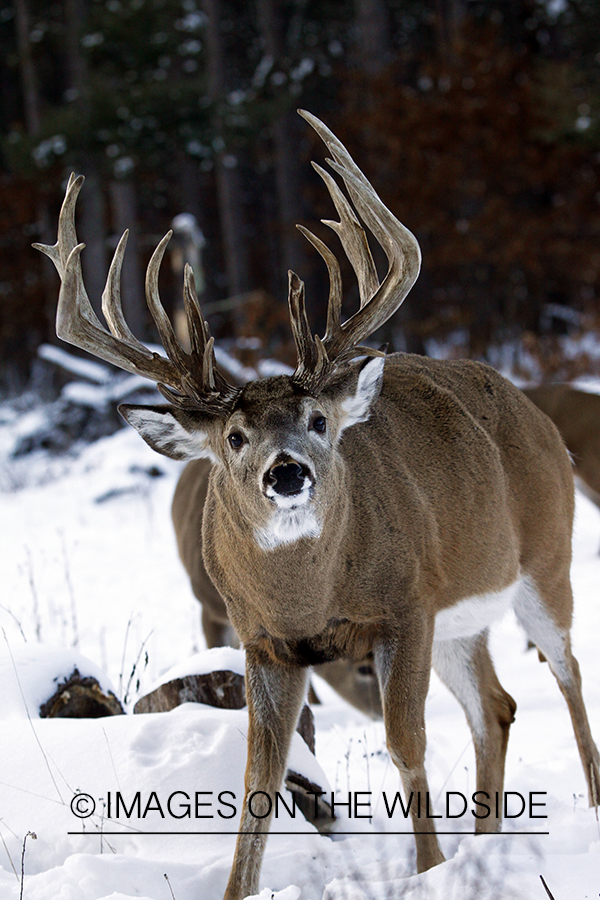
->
[524,384,600,510]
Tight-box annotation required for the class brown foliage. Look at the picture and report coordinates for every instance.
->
[337,21,600,367]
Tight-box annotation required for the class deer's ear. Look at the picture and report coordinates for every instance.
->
[322,356,385,436]
[118,404,218,462]
[340,356,385,432]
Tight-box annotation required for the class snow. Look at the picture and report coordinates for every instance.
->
[257,358,294,378]
[142,647,246,692]
[0,643,120,720]
[213,346,257,384]
[60,375,154,408]
[37,345,113,385]
[0,401,599,900]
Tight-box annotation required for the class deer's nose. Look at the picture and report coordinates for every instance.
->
[266,460,309,496]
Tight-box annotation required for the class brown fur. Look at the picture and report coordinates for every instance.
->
[172,457,383,713]
[523,384,600,508]
[122,352,599,897]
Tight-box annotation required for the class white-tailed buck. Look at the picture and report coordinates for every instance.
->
[36,111,599,899]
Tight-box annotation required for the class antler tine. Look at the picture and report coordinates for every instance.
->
[288,271,316,377]
[56,242,174,382]
[102,229,154,356]
[310,162,379,310]
[33,173,82,279]
[34,175,111,338]
[181,264,241,404]
[297,109,421,365]
[288,271,330,390]
[145,231,189,374]
[325,161,420,357]
[295,225,342,343]
[328,156,420,286]
[35,174,241,414]
[183,263,210,359]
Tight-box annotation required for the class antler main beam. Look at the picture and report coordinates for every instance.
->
[34,174,240,414]
[36,113,420,405]
[291,109,422,387]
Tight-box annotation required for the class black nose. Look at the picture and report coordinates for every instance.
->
[267,461,308,496]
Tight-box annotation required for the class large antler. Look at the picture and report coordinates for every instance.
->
[291,110,421,390]
[33,174,240,415]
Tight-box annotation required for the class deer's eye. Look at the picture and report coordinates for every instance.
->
[311,415,327,434]
[228,432,244,449]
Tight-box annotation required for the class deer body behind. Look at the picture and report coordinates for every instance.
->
[172,457,241,650]
[524,384,600,509]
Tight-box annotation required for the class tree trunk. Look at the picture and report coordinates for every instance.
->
[434,0,466,61]
[353,0,399,349]
[13,0,56,336]
[257,0,308,306]
[354,0,391,75]
[13,0,40,135]
[62,0,109,319]
[202,0,249,297]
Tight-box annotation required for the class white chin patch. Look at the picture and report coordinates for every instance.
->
[264,481,312,510]
[255,506,322,551]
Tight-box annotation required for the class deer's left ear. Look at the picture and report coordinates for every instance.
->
[334,356,385,435]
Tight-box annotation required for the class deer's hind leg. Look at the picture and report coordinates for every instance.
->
[432,631,516,834]
[515,574,600,807]
[201,605,239,649]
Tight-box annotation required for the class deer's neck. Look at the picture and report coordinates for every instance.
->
[202,459,353,645]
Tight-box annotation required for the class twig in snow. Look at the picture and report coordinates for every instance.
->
[58,529,79,649]
[122,631,153,706]
[540,875,556,900]
[164,873,177,899]
[24,548,41,642]
[19,832,36,900]
[0,605,27,643]
[361,729,372,824]
[118,616,135,700]
[2,629,64,804]
[591,763,599,832]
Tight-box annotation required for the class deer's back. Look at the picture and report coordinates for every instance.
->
[338,354,574,608]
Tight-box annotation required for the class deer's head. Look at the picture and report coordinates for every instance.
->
[34,111,421,549]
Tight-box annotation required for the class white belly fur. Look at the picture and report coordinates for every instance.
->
[433,579,521,642]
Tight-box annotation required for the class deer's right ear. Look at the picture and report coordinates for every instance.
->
[118,404,218,462]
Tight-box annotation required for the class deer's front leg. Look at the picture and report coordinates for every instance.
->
[375,618,445,874]
[223,653,308,900]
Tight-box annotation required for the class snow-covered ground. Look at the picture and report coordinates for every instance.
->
[0,401,599,900]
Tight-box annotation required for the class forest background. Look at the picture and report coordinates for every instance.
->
[2,0,600,394]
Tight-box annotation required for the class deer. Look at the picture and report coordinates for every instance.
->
[35,110,599,900]
[523,384,600,511]
[172,456,383,717]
